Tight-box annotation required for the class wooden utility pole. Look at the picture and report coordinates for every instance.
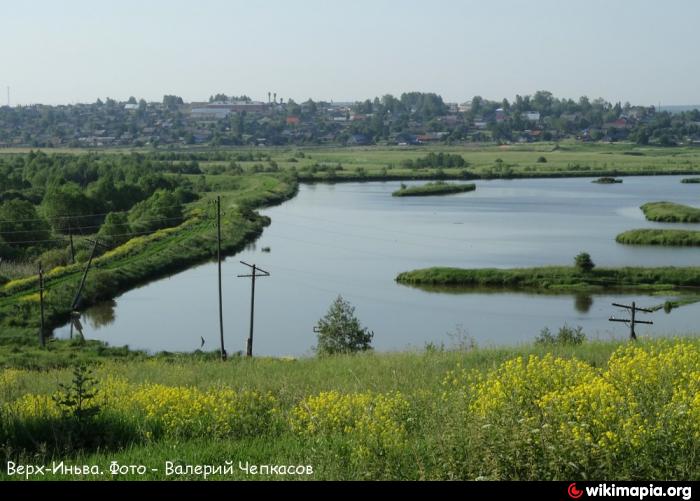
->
[69,238,103,341]
[71,239,99,311]
[38,263,45,348]
[69,230,76,264]
[237,261,270,357]
[609,301,654,340]
[216,196,226,360]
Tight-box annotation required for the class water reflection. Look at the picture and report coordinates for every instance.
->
[84,300,116,328]
[574,294,594,314]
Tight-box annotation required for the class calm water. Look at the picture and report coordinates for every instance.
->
[54,176,700,355]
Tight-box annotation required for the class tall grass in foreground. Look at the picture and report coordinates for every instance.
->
[1,338,699,480]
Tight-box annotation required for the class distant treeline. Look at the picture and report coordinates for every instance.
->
[400,153,467,169]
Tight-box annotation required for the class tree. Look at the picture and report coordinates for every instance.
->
[574,252,595,273]
[98,212,131,248]
[42,182,98,234]
[0,199,51,245]
[127,189,183,233]
[162,95,184,109]
[314,295,373,355]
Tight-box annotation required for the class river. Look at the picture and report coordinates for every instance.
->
[54,175,700,355]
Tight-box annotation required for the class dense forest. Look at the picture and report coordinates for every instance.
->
[0,151,200,271]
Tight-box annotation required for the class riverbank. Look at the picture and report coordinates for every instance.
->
[395,265,700,292]
[2,337,698,480]
[641,201,700,223]
[0,174,299,368]
[392,181,476,197]
[616,229,700,246]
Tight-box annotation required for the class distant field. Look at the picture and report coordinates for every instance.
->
[5,143,700,181]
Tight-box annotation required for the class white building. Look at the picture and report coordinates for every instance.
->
[523,111,541,122]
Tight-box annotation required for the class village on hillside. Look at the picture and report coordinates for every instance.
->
[1,91,699,149]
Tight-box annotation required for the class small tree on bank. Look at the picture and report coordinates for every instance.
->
[315,295,374,356]
[574,252,595,273]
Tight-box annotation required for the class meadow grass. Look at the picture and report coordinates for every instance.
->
[395,265,700,292]
[2,337,699,480]
[641,202,700,223]
[617,229,700,246]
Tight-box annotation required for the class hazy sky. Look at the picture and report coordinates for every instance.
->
[3,0,699,106]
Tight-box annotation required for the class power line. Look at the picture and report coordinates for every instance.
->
[4,228,181,246]
[0,202,189,224]
[0,215,186,235]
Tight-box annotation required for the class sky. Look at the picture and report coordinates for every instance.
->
[2,0,699,106]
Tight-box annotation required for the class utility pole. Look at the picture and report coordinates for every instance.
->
[237,261,270,357]
[609,301,654,340]
[38,263,45,348]
[216,196,226,360]
[68,226,76,264]
[71,239,99,311]
[69,238,103,341]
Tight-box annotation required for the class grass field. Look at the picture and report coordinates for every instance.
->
[251,143,700,181]
[6,142,700,181]
[1,337,699,480]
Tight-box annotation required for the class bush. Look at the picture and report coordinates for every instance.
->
[315,296,374,355]
[535,325,586,345]
[536,156,547,163]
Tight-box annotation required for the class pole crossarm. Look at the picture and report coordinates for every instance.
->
[612,302,654,313]
[608,301,654,341]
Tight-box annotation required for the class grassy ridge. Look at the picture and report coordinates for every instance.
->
[616,229,700,246]
[392,182,476,197]
[2,338,700,480]
[395,265,700,292]
[641,201,700,223]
